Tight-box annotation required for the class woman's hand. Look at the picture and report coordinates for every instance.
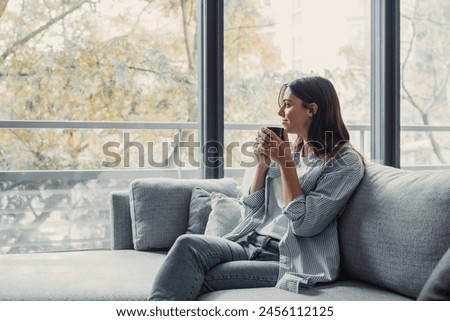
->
[250,130,274,193]
[253,128,302,200]
[256,128,293,168]
[253,130,271,169]
[260,128,303,204]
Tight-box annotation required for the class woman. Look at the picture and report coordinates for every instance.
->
[149,76,365,300]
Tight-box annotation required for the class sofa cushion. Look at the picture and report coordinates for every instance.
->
[339,163,450,298]
[198,280,410,301]
[187,187,212,234]
[130,178,240,250]
[417,246,450,300]
[0,250,166,301]
[204,192,243,237]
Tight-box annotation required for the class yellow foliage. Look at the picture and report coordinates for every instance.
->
[1,0,289,170]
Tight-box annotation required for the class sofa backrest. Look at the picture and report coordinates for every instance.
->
[338,163,450,299]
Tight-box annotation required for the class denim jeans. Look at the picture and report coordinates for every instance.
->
[148,232,280,301]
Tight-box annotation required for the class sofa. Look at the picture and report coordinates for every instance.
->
[0,163,449,301]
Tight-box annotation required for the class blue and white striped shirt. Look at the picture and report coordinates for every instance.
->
[224,144,365,293]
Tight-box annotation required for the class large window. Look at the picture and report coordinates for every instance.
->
[400,0,450,168]
[223,0,371,179]
[0,0,199,253]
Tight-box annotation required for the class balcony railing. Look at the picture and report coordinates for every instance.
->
[1,121,449,254]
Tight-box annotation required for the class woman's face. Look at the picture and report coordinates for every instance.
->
[278,87,313,138]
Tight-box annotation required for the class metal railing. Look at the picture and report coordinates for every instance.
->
[1,121,449,180]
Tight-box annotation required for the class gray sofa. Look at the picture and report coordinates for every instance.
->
[0,163,449,301]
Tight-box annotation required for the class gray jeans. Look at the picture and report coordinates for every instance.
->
[148,232,280,301]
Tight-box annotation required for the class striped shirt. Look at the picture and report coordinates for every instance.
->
[224,144,365,293]
[255,155,309,240]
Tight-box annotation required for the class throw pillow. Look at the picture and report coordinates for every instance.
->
[186,187,212,234]
[129,178,240,251]
[204,192,243,237]
[417,246,450,301]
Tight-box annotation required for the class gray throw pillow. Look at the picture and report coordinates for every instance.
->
[129,178,240,251]
[417,247,450,301]
[204,192,243,237]
[186,187,212,234]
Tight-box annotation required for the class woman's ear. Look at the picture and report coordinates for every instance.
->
[309,103,318,117]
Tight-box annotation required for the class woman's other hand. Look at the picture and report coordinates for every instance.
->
[257,128,293,168]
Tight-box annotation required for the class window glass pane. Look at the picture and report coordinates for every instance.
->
[0,0,199,253]
[224,0,371,179]
[0,0,198,122]
[400,0,450,168]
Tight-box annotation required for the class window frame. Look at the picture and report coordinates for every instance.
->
[371,0,401,168]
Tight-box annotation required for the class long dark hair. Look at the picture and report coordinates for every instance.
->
[279,76,363,163]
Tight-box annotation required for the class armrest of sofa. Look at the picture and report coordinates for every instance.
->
[110,191,134,250]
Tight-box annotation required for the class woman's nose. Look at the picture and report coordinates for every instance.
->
[278,107,284,117]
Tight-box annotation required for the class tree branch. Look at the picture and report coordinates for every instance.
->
[425,64,449,111]
[180,0,193,71]
[401,13,423,115]
[0,0,8,18]
[1,0,89,61]
[128,65,163,76]
[7,193,66,254]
